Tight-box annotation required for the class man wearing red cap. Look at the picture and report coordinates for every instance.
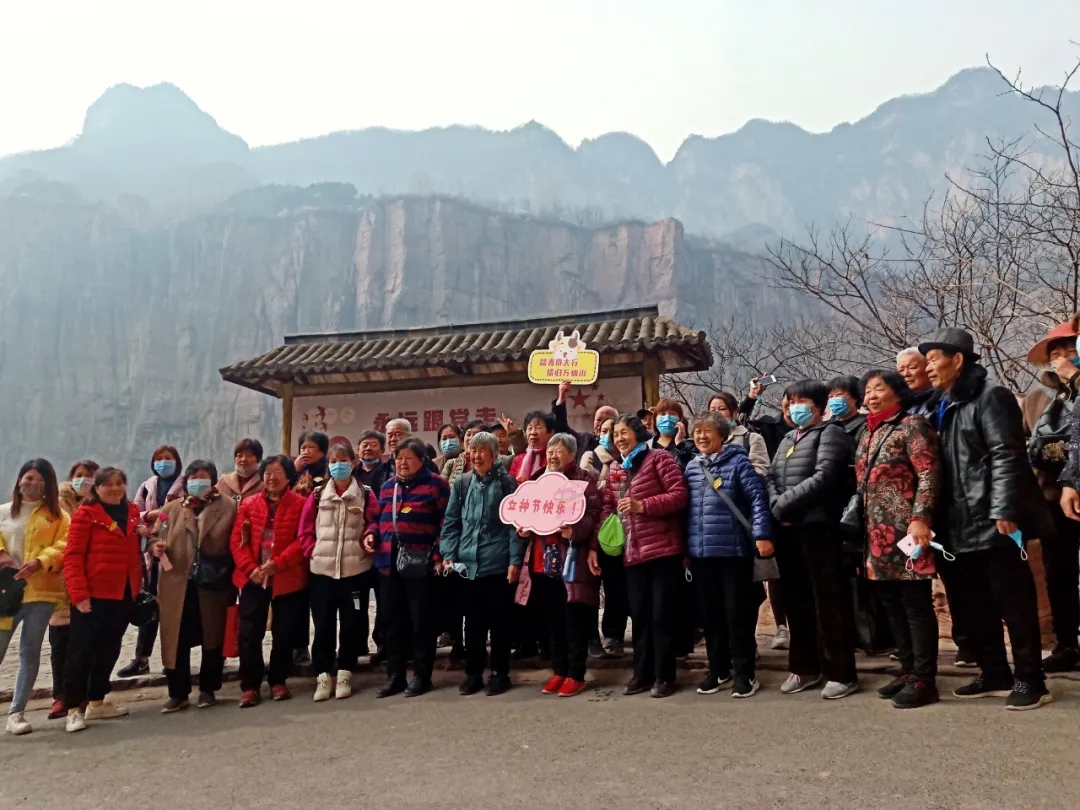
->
[1029,315,1080,672]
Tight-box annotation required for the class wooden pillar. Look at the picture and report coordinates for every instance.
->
[281,382,294,455]
[642,354,661,408]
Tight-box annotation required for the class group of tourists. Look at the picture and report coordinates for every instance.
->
[2,318,1079,736]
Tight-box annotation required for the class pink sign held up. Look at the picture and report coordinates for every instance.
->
[499,471,589,535]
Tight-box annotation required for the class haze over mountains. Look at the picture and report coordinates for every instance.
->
[1,66,1075,476]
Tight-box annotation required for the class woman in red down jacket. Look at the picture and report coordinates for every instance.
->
[230,455,308,707]
[62,467,144,733]
[598,413,690,698]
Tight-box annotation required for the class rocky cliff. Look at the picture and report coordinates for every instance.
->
[0,194,769,477]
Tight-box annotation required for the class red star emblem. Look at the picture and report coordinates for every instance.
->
[569,389,591,410]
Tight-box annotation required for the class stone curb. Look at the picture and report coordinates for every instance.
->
[6,648,1078,704]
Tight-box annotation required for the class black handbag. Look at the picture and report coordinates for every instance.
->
[0,568,26,618]
[391,483,430,579]
[193,553,235,591]
[130,589,159,628]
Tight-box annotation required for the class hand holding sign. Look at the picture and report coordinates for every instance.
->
[500,471,589,535]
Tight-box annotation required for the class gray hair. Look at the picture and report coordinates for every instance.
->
[896,347,924,364]
[690,411,732,441]
[548,432,578,456]
[385,418,412,435]
[468,431,499,456]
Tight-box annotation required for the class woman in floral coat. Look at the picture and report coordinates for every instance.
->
[855,369,941,709]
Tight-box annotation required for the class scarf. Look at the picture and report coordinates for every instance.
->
[867,403,902,433]
[517,446,544,482]
[621,442,650,471]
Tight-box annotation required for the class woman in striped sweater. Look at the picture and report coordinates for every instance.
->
[363,438,450,699]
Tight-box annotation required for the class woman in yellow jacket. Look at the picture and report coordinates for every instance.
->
[0,459,70,736]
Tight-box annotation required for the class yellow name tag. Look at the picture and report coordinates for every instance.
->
[712,478,723,490]
[400,506,412,514]
[785,447,794,458]
[347,507,362,514]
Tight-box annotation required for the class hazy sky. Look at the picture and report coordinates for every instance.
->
[3,0,1079,161]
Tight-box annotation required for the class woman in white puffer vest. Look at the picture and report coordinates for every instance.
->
[298,443,379,701]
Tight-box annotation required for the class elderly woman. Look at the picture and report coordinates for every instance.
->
[856,369,941,709]
[828,375,868,444]
[685,413,773,698]
[363,437,450,699]
[768,380,858,700]
[440,432,519,696]
[651,398,696,469]
[441,420,482,486]
[151,460,238,713]
[230,455,308,708]
[299,443,379,702]
[599,414,690,697]
[119,445,183,679]
[511,434,602,697]
[0,460,70,736]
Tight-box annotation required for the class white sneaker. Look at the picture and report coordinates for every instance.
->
[85,701,128,720]
[771,625,790,650]
[313,673,333,702]
[821,680,859,700]
[335,670,353,700]
[780,673,822,694]
[66,711,87,733]
[5,712,31,736]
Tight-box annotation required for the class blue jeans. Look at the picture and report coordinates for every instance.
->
[0,601,55,713]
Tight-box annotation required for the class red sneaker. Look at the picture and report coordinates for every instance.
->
[239,690,261,708]
[48,699,66,719]
[557,678,587,697]
[541,675,566,694]
[272,685,292,702]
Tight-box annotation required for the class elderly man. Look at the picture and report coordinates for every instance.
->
[439,432,518,696]
[921,327,1052,710]
[896,347,935,414]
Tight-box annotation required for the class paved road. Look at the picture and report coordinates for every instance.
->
[2,668,1078,810]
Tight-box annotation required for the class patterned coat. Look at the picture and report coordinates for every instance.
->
[854,411,940,581]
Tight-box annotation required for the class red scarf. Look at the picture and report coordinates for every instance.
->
[866,404,902,433]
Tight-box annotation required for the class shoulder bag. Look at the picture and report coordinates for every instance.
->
[393,483,431,579]
[694,458,778,582]
[841,425,898,535]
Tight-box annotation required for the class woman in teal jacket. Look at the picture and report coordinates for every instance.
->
[439,432,518,696]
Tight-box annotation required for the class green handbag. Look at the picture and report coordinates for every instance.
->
[597,514,625,557]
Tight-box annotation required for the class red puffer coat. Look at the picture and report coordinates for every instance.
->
[230,490,308,597]
[63,502,143,604]
[599,449,689,566]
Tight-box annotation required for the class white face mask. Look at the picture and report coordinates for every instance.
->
[236,462,259,478]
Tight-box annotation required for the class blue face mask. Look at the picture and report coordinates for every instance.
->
[153,459,177,478]
[360,458,380,470]
[656,415,679,436]
[789,403,815,427]
[827,397,851,419]
[72,477,92,493]
[1070,356,1080,369]
[599,434,614,452]
[329,461,353,481]
[186,478,211,498]
[440,439,461,456]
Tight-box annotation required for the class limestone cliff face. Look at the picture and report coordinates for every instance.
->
[0,195,763,478]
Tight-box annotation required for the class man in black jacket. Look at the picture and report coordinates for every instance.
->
[767,379,858,700]
[896,347,936,416]
[921,327,1052,710]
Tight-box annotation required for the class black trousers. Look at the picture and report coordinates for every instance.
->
[774,525,857,683]
[511,600,547,655]
[292,588,310,651]
[461,575,513,677]
[874,579,938,682]
[64,595,131,709]
[50,623,70,700]
[937,546,1044,683]
[1043,502,1080,650]
[626,555,683,685]
[309,573,364,675]
[381,570,435,681]
[135,559,159,659]
[238,585,306,691]
[690,556,756,681]
[433,572,464,647]
[164,580,226,698]
[767,580,787,627]
[532,573,591,681]
[599,550,629,643]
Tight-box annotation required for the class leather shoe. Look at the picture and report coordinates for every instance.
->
[404,676,433,698]
[376,677,407,699]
